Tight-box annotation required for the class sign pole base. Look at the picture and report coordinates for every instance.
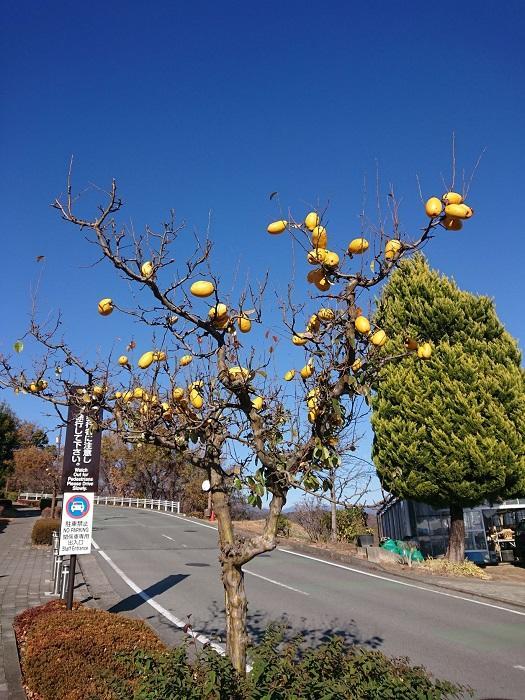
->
[66,554,76,610]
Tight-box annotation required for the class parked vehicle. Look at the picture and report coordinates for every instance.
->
[515,519,525,565]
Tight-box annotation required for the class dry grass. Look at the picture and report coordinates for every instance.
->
[419,557,490,580]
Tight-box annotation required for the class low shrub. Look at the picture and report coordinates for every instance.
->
[31,518,60,545]
[16,604,468,700]
[41,505,61,518]
[20,605,165,700]
[122,625,467,699]
[322,506,373,543]
[420,557,489,580]
[276,514,291,537]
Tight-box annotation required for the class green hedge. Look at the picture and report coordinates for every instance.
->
[31,518,60,545]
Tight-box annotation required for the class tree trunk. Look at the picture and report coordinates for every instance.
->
[330,474,337,542]
[446,504,465,562]
[222,560,248,674]
[51,482,57,519]
[211,476,248,674]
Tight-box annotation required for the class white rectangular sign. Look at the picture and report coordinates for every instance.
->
[59,492,94,555]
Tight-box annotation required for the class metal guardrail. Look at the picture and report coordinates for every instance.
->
[18,492,181,514]
[94,495,181,513]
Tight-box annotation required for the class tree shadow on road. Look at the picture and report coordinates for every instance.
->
[155,598,383,653]
[108,573,189,614]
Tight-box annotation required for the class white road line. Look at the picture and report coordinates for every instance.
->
[91,538,226,657]
[514,665,525,671]
[162,534,175,541]
[156,511,218,530]
[244,568,309,595]
[278,548,525,617]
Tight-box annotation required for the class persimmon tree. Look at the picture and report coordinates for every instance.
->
[0,170,476,673]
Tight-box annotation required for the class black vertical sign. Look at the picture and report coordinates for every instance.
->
[61,389,102,493]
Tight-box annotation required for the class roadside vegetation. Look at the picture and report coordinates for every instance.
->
[14,601,468,700]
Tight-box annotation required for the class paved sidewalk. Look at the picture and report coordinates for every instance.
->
[0,508,91,700]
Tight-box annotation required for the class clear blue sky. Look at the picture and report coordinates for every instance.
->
[1,2,524,500]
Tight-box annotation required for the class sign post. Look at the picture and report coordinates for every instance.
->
[59,390,101,609]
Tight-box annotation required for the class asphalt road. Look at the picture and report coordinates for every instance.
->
[91,506,525,699]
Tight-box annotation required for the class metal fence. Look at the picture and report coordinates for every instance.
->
[18,492,181,514]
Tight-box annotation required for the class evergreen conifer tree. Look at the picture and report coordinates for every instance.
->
[372,255,525,561]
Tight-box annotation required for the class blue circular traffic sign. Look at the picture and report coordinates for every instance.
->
[66,494,90,519]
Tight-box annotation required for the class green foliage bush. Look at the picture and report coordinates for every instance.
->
[16,604,467,700]
[322,506,372,543]
[30,518,60,545]
[275,514,291,537]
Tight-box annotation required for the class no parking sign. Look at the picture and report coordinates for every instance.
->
[59,492,94,555]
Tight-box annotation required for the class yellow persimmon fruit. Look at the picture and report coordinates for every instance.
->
[300,363,314,379]
[307,248,328,265]
[318,308,335,322]
[37,380,48,390]
[370,329,387,347]
[307,268,324,284]
[292,334,308,346]
[123,391,133,402]
[307,410,317,423]
[311,225,327,248]
[348,238,369,255]
[442,192,463,205]
[252,396,264,411]
[138,351,155,369]
[92,385,104,397]
[208,303,228,321]
[385,239,402,260]
[179,355,193,367]
[267,220,287,234]
[118,355,128,366]
[425,197,443,217]
[306,314,320,332]
[417,342,432,359]
[189,388,203,409]
[190,280,215,298]
[441,216,463,231]
[172,387,185,401]
[153,350,167,362]
[354,315,371,334]
[314,276,331,292]
[98,298,113,316]
[284,369,295,381]
[141,261,154,278]
[444,203,473,219]
[115,391,123,399]
[304,212,320,231]
[133,387,147,399]
[29,383,38,393]
[323,251,339,269]
[352,358,362,371]
[237,315,252,333]
[228,366,250,379]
